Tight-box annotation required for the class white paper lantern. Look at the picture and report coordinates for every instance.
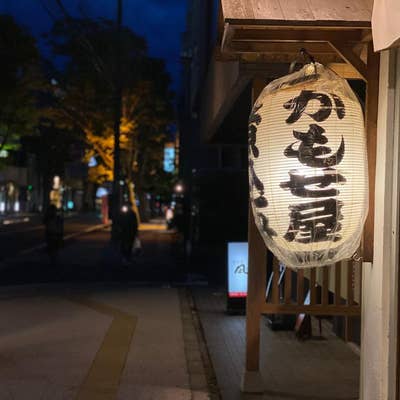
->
[249,63,368,268]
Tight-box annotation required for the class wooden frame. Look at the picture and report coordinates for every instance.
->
[221,23,370,80]
[397,211,400,399]
[214,2,380,392]
[242,35,379,393]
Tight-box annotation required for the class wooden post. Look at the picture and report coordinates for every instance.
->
[363,42,380,262]
[241,206,267,392]
[241,78,267,393]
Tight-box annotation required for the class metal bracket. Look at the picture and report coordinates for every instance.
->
[289,47,317,74]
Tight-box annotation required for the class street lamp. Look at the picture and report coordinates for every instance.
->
[174,183,184,194]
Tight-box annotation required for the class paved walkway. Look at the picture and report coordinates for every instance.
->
[0,223,361,400]
[0,222,210,400]
[0,285,209,400]
[193,288,360,400]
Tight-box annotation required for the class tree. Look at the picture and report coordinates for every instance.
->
[0,15,41,157]
[46,17,174,219]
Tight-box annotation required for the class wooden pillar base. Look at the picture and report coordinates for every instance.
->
[241,369,264,393]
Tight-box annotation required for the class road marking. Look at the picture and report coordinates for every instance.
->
[70,297,137,400]
[139,223,166,231]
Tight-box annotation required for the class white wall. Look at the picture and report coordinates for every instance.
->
[360,48,400,400]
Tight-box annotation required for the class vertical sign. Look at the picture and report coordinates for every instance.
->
[164,143,175,173]
[228,242,249,298]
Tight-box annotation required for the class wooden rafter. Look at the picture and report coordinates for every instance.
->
[231,27,364,43]
[221,22,370,81]
[329,41,368,81]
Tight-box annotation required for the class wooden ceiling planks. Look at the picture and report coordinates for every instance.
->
[279,0,316,21]
[221,0,372,26]
[250,0,284,20]
[307,0,371,23]
[221,0,255,20]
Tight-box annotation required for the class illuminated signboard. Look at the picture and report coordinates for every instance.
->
[227,242,248,298]
[164,146,175,173]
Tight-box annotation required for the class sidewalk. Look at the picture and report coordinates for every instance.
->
[0,224,212,399]
[0,226,361,400]
[0,285,210,400]
[192,287,360,400]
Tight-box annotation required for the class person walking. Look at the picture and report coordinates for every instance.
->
[119,203,138,263]
[43,204,64,264]
[165,206,174,229]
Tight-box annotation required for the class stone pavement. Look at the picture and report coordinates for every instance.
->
[193,288,360,400]
[0,284,210,400]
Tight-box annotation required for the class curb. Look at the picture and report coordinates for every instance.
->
[180,288,222,400]
[0,212,80,226]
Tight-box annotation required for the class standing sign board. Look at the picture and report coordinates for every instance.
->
[227,242,248,313]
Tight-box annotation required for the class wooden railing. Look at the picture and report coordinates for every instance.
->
[262,259,362,317]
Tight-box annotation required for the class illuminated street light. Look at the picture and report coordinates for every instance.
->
[174,183,184,194]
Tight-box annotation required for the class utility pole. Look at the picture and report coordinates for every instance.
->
[111,0,123,241]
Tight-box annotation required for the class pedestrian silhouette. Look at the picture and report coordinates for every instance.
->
[43,204,64,264]
[119,203,138,263]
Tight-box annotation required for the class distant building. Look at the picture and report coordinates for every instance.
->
[185,0,400,398]
[179,0,249,276]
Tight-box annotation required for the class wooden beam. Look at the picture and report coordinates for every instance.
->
[397,206,400,399]
[230,23,371,31]
[245,205,267,371]
[297,269,305,304]
[232,28,363,43]
[363,42,380,262]
[328,40,368,81]
[262,303,361,316]
[272,257,280,304]
[326,63,364,80]
[310,269,317,305]
[224,19,371,30]
[322,268,329,306]
[335,263,342,306]
[284,268,292,304]
[238,53,341,65]
[245,78,268,374]
[231,41,337,54]
[221,22,235,53]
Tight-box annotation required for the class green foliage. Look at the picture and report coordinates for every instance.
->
[0,15,41,157]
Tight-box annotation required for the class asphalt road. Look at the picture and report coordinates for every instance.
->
[0,213,104,262]
[0,224,190,286]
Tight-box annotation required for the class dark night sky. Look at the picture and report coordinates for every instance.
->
[0,0,187,91]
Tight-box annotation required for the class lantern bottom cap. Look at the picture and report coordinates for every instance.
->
[241,370,264,393]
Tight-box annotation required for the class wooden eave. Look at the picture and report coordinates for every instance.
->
[219,0,372,81]
[220,0,372,28]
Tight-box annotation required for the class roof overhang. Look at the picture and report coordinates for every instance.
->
[220,0,372,28]
[202,0,374,143]
[219,0,372,81]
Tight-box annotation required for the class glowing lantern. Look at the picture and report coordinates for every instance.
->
[249,63,368,268]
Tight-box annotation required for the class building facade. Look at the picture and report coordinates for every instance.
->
[181,0,400,398]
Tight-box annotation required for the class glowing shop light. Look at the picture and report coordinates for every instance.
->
[249,63,368,268]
